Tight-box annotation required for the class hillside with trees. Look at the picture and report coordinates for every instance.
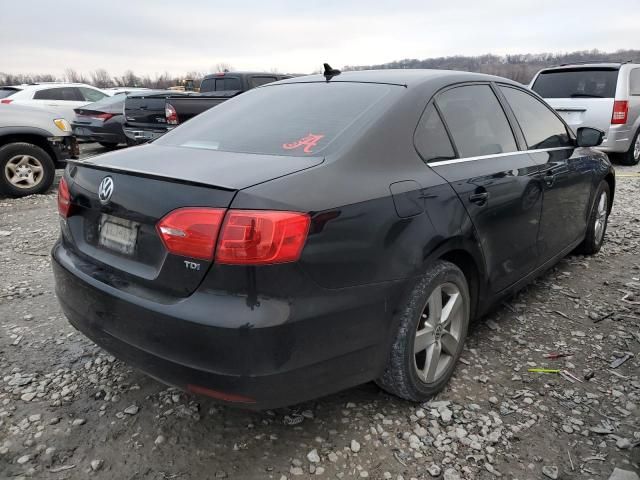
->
[1,50,639,88]
[343,49,640,84]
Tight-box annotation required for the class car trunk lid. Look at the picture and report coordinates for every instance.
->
[62,145,322,297]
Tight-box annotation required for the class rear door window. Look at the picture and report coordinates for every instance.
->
[158,82,398,156]
[531,68,619,98]
[500,86,572,149]
[436,84,517,158]
[414,103,456,163]
[34,87,83,101]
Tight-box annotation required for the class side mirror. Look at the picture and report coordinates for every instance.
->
[576,127,604,147]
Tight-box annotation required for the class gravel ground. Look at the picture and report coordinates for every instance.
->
[0,147,639,480]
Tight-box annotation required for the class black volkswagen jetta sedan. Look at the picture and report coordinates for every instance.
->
[53,70,614,408]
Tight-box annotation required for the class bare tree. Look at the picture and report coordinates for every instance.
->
[64,68,87,84]
[113,70,141,87]
[90,69,112,88]
[211,62,233,73]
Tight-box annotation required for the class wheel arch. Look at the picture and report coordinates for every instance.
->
[403,235,488,323]
[604,171,615,214]
[437,248,482,321]
[0,132,58,166]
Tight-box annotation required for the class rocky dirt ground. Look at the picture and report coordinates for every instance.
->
[0,147,638,480]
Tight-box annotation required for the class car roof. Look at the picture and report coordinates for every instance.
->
[538,62,637,72]
[272,69,522,88]
[5,83,103,90]
[202,71,291,79]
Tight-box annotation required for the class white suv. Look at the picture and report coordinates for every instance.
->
[530,62,640,165]
[0,83,110,122]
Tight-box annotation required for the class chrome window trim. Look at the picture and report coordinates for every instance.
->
[429,146,574,167]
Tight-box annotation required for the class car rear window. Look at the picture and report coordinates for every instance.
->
[249,76,278,88]
[0,88,20,99]
[84,94,125,111]
[200,77,242,93]
[158,82,398,156]
[532,68,619,98]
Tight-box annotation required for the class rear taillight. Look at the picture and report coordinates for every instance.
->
[57,177,72,218]
[166,103,178,125]
[157,208,226,260]
[215,210,310,265]
[156,209,311,264]
[611,100,629,125]
[1,99,12,104]
[92,113,114,121]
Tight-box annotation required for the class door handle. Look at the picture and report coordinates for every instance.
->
[469,192,489,205]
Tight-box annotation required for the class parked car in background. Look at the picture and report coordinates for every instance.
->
[199,71,292,93]
[0,83,110,123]
[0,104,78,196]
[530,62,640,165]
[72,93,131,149]
[53,70,614,409]
[103,87,151,96]
[123,90,190,145]
[123,72,292,145]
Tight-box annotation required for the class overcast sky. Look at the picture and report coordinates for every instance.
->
[1,0,638,77]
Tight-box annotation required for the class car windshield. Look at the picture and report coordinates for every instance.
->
[157,82,398,156]
[0,88,20,99]
[531,68,619,98]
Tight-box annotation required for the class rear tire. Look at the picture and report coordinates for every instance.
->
[0,142,55,197]
[376,261,470,402]
[576,180,610,255]
[616,129,640,166]
[99,142,119,150]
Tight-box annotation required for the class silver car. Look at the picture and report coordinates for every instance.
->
[0,104,78,197]
[530,62,640,165]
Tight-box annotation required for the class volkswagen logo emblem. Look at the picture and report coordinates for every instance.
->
[98,176,114,204]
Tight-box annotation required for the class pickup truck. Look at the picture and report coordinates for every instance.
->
[124,72,291,145]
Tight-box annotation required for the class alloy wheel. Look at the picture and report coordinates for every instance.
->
[634,134,640,161]
[414,282,465,383]
[4,155,44,189]
[594,191,608,244]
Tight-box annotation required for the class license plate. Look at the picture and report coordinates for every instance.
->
[558,111,583,124]
[74,127,88,136]
[98,215,139,255]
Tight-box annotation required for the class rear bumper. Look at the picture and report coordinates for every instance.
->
[72,125,125,145]
[48,136,79,164]
[599,124,635,153]
[52,241,403,409]
[124,127,171,145]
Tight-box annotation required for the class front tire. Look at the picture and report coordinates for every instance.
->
[616,129,640,166]
[377,261,470,402]
[576,180,610,255]
[0,142,55,197]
